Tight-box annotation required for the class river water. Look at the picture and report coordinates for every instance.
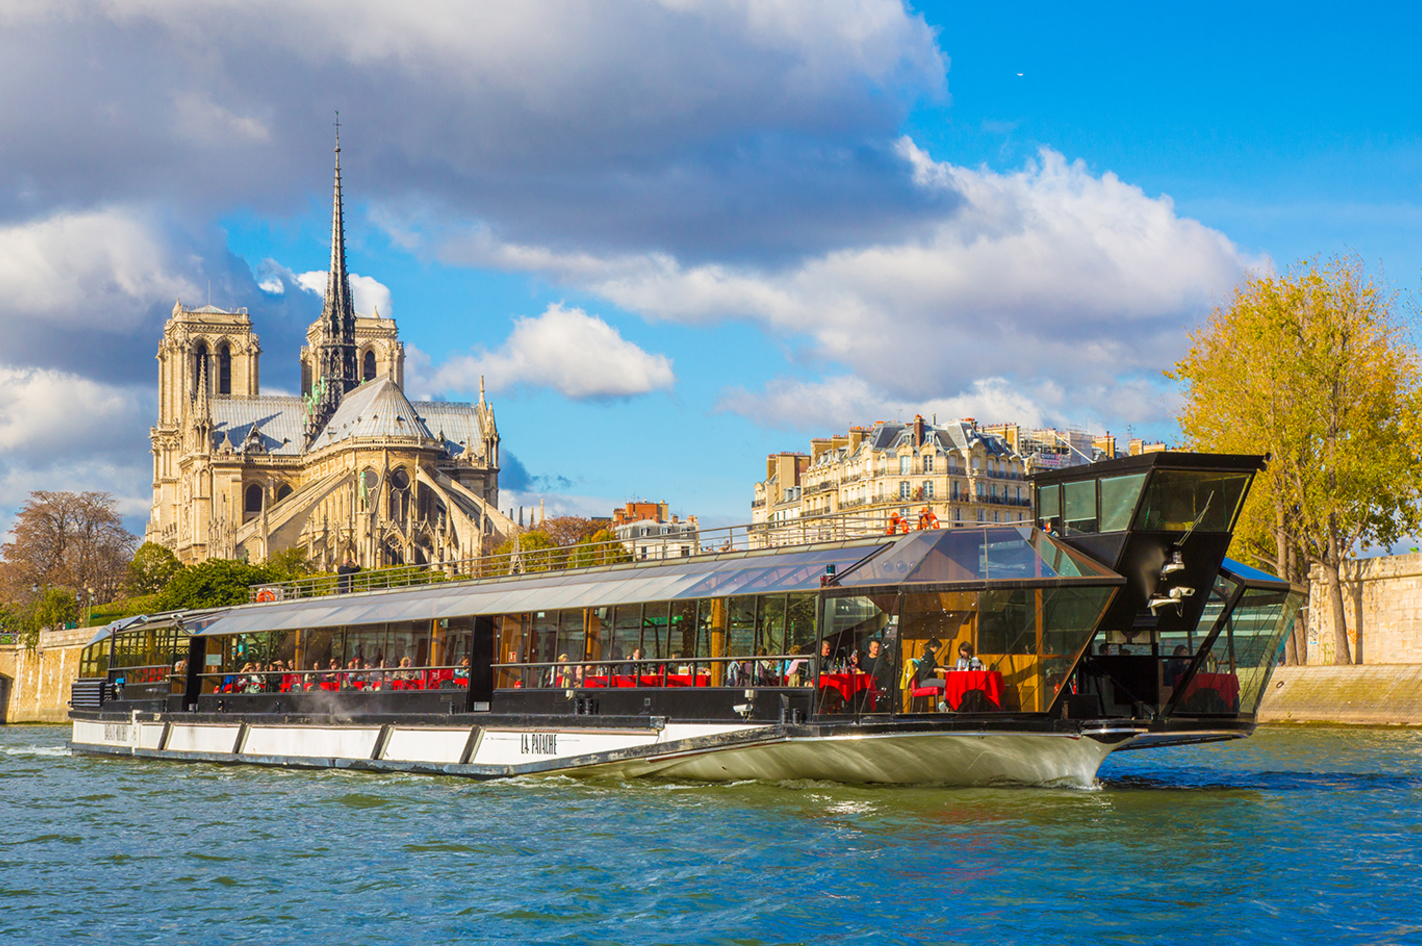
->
[2,725,1419,945]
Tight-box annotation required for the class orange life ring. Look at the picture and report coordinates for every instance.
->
[256,589,276,603]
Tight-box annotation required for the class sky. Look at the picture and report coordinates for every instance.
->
[0,0,1418,540]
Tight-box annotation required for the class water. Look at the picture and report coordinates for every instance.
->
[2,726,1420,945]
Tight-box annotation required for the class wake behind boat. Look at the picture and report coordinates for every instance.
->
[69,451,1303,786]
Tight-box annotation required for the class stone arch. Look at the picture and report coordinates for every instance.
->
[275,483,293,502]
[362,348,377,381]
[244,483,264,514]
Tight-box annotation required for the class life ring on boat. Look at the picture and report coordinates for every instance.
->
[256,588,276,602]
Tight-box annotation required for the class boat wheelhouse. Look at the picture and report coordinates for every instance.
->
[70,452,1305,786]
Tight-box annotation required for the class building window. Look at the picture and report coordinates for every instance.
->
[977,508,985,523]
[243,484,263,514]
[899,456,910,475]
[217,344,232,395]
[993,510,1000,523]
[953,507,961,522]
[924,455,934,472]
[924,480,934,499]
[899,481,911,499]
[275,484,293,502]
[363,349,377,381]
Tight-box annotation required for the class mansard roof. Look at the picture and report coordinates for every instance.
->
[211,397,306,456]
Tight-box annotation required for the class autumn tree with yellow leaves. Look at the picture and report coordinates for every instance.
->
[1171,255,1422,665]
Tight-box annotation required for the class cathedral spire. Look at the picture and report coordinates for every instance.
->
[323,112,355,339]
[307,112,361,441]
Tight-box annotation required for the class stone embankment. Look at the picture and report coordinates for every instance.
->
[1258,665,1422,726]
[0,626,92,723]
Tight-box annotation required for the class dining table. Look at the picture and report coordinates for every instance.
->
[939,669,1005,710]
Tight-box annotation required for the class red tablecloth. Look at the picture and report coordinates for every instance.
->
[665,673,711,687]
[818,672,878,702]
[941,670,1004,710]
[1178,672,1240,709]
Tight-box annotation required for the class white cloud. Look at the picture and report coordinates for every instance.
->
[439,141,1256,425]
[294,270,393,316]
[0,208,198,329]
[430,304,675,400]
[0,365,148,459]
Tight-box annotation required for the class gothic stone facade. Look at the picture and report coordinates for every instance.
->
[146,143,514,570]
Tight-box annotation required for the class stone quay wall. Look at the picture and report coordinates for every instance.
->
[1257,664,1422,725]
[0,626,93,724]
[1303,552,1422,666]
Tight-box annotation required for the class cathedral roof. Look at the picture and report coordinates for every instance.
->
[310,376,433,449]
[416,400,485,459]
[211,397,306,456]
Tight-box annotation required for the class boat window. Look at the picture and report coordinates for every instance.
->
[787,594,817,653]
[610,605,642,663]
[669,600,697,662]
[1098,473,1147,532]
[640,602,670,658]
[897,587,1113,714]
[496,614,529,688]
[1062,480,1097,535]
[557,609,587,662]
[1035,483,1057,534]
[728,597,757,656]
[757,595,786,655]
[1134,470,1251,533]
[80,639,110,678]
[533,611,560,664]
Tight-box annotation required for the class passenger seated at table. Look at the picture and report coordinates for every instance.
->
[755,648,779,686]
[1164,645,1190,687]
[395,657,418,684]
[818,639,844,673]
[621,647,644,675]
[455,656,470,681]
[954,642,984,672]
[916,638,943,684]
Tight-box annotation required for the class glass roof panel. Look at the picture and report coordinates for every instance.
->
[840,527,1119,587]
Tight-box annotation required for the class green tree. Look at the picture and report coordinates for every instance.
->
[264,548,316,582]
[157,559,279,611]
[489,530,560,573]
[1171,255,1422,665]
[34,586,79,632]
[568,529,633,568]
[127,542,182,595]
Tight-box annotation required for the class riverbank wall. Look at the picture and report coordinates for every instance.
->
[0,627,93,723]
[1257,665,1422,726]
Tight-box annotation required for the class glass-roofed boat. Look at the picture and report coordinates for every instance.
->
[69,452,1305,786]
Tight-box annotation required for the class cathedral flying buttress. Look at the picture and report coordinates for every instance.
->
[146,134,516,570]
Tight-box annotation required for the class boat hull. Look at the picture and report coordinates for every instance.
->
[69,713,1135,787]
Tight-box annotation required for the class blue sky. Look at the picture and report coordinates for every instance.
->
[0,1,1418,538]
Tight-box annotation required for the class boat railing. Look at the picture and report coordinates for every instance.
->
[199,664,472,695]
[248,511,897,603]
[491,654,882,693]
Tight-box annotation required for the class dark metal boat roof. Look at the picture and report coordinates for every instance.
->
[192,527,1123,637]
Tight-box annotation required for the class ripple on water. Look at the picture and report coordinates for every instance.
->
[2,724,1421,945]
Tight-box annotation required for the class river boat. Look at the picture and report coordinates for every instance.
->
[69,452,1304,786]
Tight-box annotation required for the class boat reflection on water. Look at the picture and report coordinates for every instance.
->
[70,452,1304,786]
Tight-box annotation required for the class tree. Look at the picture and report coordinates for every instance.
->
[489,530,560,573]
[0,491,136,603]
[157,559,280,611]
[568,529,633,568]
[1171,255,1422,665]
[540,516,602,547]
[127,542,182,595]
[34,587,79,632]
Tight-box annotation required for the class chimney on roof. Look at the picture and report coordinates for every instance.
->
[913,414,925,448]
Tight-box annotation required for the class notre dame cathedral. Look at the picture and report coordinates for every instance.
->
[145,137,515,569]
